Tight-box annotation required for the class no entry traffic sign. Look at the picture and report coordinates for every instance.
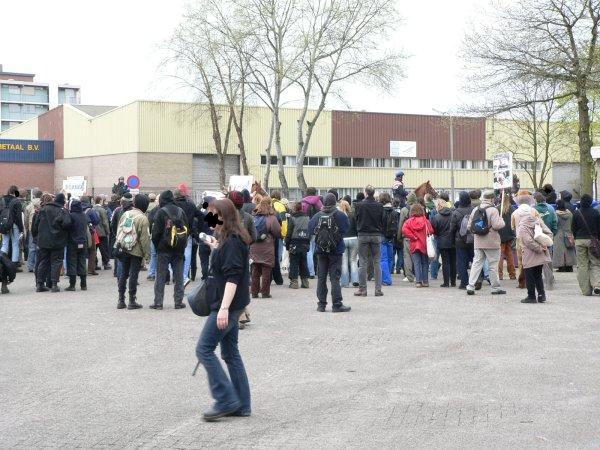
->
[127,175,141,189]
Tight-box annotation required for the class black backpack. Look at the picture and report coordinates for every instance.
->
[385,209,400,240]
[470,205,492,235]
[163,208,189,252]
[315,212,342,253]
[0,198,15,234]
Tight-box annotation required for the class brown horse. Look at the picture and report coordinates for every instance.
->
[251,180,268,198]
[413,181,438,200]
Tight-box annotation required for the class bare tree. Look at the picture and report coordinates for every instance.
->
[488,82,575,189]
[463,0,600,194]
[165,2,251,189]
[293,0,404,193]
[235,0,306,196]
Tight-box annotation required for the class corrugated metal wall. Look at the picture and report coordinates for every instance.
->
[38,107,64,159]
[332,111,485,160]
[0,117,39,139]
[63,103,139,158]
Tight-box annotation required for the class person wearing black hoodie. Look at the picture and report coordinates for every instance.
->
[150,190,187,309]
[431,200,456,287]
[1,185,24,268]
[542,184,557,205]
[450,191,475,289]
[174,188,202,287]
[33,193,72,292]
[572,193,600,295]
[65,199,89,292]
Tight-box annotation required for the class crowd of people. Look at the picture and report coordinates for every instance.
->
[0,174,597,421]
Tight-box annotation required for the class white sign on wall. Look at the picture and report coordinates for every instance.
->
[493,152,513,190]
[62,177,87,197]
[390,141,417,158]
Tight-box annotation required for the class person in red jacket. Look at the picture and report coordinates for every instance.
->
[401,204,434,287]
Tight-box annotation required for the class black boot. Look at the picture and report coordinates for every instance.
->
[80,276,87,291]
[50,282,60,293]
[127,297,143,309]
[117,294,126,309]
[1,282,8,294]
[65,276,76,291]
[36,283,49,293]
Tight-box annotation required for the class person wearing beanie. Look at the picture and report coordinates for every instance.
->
[64,199,89,292]
[572,193,600,295]
[113,194,151,310]
[33,192,72,293]
[110,192,135,278]
[553,199,576,273]
[150,190,188,310]
[355,185,384,297]
[450,191,475,289]
[465,189,506,295]
[560,190,575,213]
[1,185,24,268]
[308,192,350,312]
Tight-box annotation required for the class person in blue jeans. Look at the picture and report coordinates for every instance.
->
[1,185,24,268]
[196,199,252,422]
[450,191,475,289]
[379,193,396,286]
[402,203,433,287]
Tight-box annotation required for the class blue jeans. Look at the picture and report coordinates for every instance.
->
[148,241,157,277]
[196,310,251,413]
[1,224,20,262]
[183,236,192,282]
[341,237,359,287]
[411,251,429,283]
[456,247,474,287]
[307,238,316,277]
[27,233,37,271]
[429,238,440,279]
[380,239,394,285]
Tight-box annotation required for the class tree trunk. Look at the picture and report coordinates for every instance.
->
[263,115,275,190]
[218,152,226,191]
[578,92,594,195]
[273,111,289,197]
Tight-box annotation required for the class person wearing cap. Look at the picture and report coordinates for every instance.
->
[466,189,506,295]
[33,193,72,293]
[308,193,351,312]
[392,171,408,208]
[147,193,158,213]
[115,194,151,310]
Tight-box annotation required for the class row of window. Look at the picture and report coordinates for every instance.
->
[259,156,542,170]
[0,103,48,121]
[1,84,49,103]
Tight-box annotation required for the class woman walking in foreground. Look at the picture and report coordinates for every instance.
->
[196,199,252,422]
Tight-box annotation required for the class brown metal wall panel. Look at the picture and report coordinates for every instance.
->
[38,106,64,159]
[332,111,486,160]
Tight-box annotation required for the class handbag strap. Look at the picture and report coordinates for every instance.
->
[578,210,594,237]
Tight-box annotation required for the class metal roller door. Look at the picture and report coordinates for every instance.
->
[192,154,240,194]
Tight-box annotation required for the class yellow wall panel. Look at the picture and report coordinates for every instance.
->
[0,117,38,139]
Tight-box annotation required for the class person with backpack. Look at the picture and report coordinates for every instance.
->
[110,193,134,278]
[250,197,281,298]
[431,199,456,287]
[466,190,506,296]
[450,191,475,290]
[81,196,101,275]
[397,193,417,283]
[0,251,16,294]
[33,193,72,293]
[285,201,310,289]
[354,185,384,297]
[65,199,90,292]
[308,193,350,312]
[379,192,397,286]
[572,194,600,296]
[150,190,188,310]
[301,187,323,278]
[0,185,24,270]
[116,194,151,309]
[339,200,359,288]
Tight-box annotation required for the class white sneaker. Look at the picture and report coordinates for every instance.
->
[402,277,409,282]
[184,278,191,288]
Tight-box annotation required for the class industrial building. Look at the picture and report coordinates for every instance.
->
[0,64,80,131]
[0,100,581,200]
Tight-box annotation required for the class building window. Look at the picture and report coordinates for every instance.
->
[419,159,431,168]
[352,158,365,167]
[334,157,352,167]
[260,155,279,165]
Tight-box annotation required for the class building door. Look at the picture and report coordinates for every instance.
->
[192,154,240,200]
[552,162,580,199]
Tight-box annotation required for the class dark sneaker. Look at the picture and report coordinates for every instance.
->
[174,303,186,309]
[147,275,155,281]
[354,289,367,296]
[352,282,359,287]
[458,285,467,290]
[65,285,76,292]
[117,301,126,309]
[374,290,384,297]
[440,283,449,288]
[251,293,259,299]
[228,408,251,417]
[317,305,326,312]
[491,289,506,295]
[521,297,537,303]
[467,289,475,295]
[127,301,143,310]
[332,305,351,313]
[1,284,9,294]
[537,296,547,303]
[149,304,163,310]
[203,403,241,422]
[594,288,600,295]
[262,293,272,298]
[474,282,482,291]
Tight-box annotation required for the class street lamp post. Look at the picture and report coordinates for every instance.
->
[449,115,455,201]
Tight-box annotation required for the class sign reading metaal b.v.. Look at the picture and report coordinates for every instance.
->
[0,139,54,163]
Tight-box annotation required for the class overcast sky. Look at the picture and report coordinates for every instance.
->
[1,0,482,115]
